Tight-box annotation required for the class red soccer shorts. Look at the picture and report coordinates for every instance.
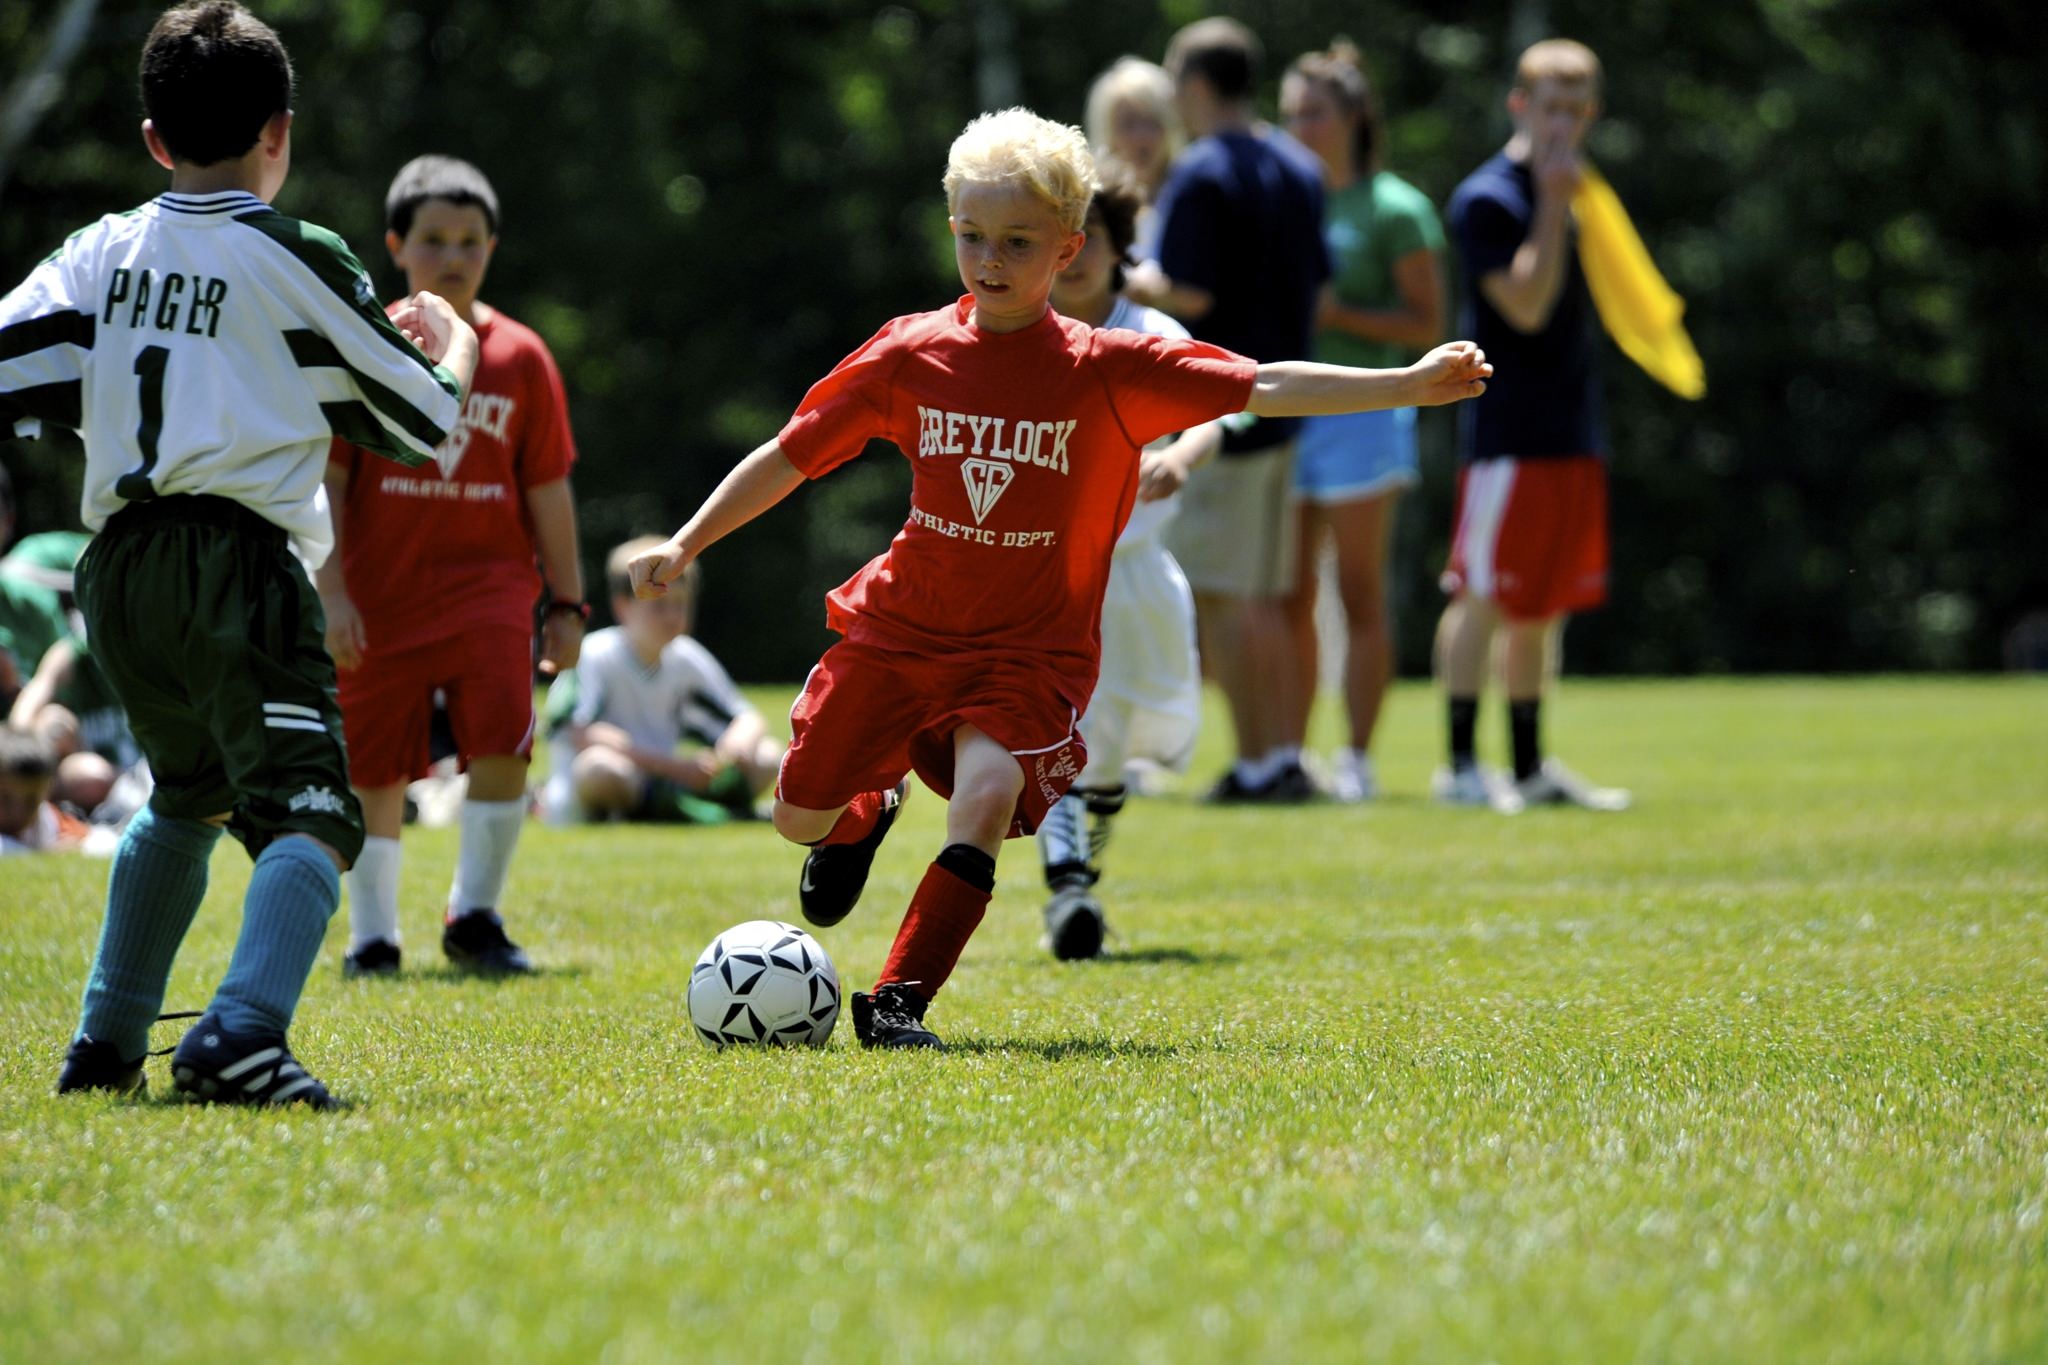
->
[776,639,1087,839]
[1442,454,1608,621]
[337,626,536,787]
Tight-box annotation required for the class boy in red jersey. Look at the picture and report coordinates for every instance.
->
[316,156,585,976]
[630,109,1489,1047]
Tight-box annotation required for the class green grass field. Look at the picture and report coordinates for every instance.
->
[3,678,2044,1363]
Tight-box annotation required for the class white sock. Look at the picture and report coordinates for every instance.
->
[346,835,403,950]
[448,798,527,918]
[1267,744,1303,770]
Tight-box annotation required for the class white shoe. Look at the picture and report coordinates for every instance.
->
[1515,758,1632,811]
[1431,763,1524,813]
[1330,750,1377,803]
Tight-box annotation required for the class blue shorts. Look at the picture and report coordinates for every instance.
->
[1294,407,1420,504]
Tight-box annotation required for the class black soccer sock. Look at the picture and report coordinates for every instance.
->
[1448,696,1479,769]
[1509,698,1542,783]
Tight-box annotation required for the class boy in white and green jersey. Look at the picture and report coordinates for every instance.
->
[0,1,479,1107]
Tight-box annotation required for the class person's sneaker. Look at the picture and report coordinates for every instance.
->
[1205,768,1270,804]
[1043,879,1107,961]
[1266,760,1320,804]
[342,939,402,978]
[1330,750,1378,804]
[798,780,908,927]
[169,1011,337,1109]
[1432,763,1524,813]
[55,1036,145,1095]
[849,982,944,1049]
[1515,758,1632,811]
[442,909,534,974]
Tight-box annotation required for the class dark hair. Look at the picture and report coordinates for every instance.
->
[385,155,501,238]
[0,725,57,781]
[1088,159,1147,294]
[1286,39,1385,172]
[139,2,293,167]
[1165,17,1261,102]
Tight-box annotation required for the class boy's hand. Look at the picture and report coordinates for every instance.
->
[391,291,467,363]
[1137,448,1191,502]
[1406,341,1492,407]
[628,536,693,599]
[538,609,583,676]
[320,590,367,670]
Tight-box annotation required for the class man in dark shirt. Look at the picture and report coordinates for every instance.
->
[1129,16,1330,802]
[1435,38,1630,813]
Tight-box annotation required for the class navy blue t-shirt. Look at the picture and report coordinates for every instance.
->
[1447,152,1605,461]
[1154,128,1329,455]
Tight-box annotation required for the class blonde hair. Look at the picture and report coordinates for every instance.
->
[608,535,698,603]
[1515,38,1602,94]
[943,108,1096,235]
[1084,57,1183,166]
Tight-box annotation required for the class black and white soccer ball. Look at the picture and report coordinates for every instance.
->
[688,920,840,1047]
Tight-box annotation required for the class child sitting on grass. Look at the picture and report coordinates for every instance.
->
[539,536,783,825]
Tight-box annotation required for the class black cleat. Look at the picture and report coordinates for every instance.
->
[850,982,944,1049]
[56,1036,146,1095]
[1204,768,1269,805]
[798,781,907,927]
[1043,879,1107,961]
[342,938,402,978]
[442,909,533,974]
[169,1011,338,1109]
[1266,760,1320,804]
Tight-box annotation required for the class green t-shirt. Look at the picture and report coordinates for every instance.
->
[1311,170,1446,372]
[0,573,66,686]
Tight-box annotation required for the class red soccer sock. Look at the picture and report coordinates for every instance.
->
[876,844,997,998]
[813,789,887,847]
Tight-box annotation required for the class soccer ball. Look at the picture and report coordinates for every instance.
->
[688,920,841,1047]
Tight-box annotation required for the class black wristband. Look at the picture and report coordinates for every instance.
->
[545,599,590,621]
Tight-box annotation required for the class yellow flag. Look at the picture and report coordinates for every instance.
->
[1572,166,1706,400]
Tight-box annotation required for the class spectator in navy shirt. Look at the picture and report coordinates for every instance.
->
[1434,38,1630,814]
[1127,16,1330,803]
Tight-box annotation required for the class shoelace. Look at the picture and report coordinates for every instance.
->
[144,1010,203,1057]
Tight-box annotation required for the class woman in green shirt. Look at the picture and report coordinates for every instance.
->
[1280,40,1447,802]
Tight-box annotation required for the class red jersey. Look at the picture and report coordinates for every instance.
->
[777,297,1255,705]
[329,304,577,651]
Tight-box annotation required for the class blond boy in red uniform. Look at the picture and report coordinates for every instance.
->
[317,156,584,976]
[631,110,1489,1047]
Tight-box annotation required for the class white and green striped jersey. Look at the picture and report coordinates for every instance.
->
[0,189,462,565]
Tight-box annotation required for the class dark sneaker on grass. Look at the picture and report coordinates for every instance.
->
[1043,879,1107,962]
[1204,768,1269,805]
[169,1011,337,1109]
[342,938,402,978]
[442,909,533,974]
[798,780,907,928]
[56,1036,146,1095]
[850,982,943,1050]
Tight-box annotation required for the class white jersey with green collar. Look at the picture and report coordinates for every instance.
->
[0,189,462,565]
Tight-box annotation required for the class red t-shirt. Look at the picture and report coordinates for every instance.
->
[777,296,1256,706]
[329,305,577,651]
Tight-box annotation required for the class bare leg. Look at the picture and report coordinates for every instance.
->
[1194,590,1264,761]
[1280,501,1326,748]
[1325,491,1401,754]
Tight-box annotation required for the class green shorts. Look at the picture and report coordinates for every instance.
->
[75,495,364,863]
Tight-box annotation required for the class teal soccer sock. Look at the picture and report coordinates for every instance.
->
[212,836,340,1037]
[78,806,222,1059]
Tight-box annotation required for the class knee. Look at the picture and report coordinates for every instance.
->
[571,750,638,814]
[55,751,116,812]
[772,800,835,845]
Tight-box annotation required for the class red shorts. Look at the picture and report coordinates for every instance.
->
[776,640,1086,839]
[1442,455,1608,621]
[337,627,536,787]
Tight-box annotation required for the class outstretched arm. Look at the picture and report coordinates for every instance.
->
[629,439,806,597]
[1246,341,1491,417]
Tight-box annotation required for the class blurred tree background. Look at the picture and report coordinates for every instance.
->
[3,0,2043,678]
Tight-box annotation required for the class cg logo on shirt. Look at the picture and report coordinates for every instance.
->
[960,458,1014,524]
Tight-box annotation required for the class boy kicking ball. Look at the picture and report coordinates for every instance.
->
[630,109,1488,1049]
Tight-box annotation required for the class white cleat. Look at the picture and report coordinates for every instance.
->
[1329,750,1378,804]
[1515,758,1632,812]
[1432,763,1524,814]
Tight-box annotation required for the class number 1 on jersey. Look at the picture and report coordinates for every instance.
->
[116,344,169,501]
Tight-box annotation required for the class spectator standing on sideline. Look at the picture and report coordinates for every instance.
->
[1278,40,1446,802]
[1127,17,1330,803]
[1082,57,1182,257]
